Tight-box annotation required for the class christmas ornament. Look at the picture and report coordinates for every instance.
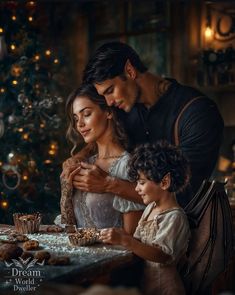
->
[11,64,23,77]
[8,114,17,124]
[2,164,21,190]
[18,93,26,104]
[51,114,61,128]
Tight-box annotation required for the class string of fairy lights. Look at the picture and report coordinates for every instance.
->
[0,0,66,218]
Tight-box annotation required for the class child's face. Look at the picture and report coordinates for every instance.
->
[135,172,163,205]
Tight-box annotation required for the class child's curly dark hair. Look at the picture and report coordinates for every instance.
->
[128,141,191,193]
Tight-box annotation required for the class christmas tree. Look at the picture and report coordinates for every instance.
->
[0,1,67,224]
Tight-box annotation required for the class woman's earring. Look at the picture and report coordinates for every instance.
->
[107,112,113,119]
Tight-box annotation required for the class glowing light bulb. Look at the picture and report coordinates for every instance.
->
[23,133,29,140]
[48,150,56,155]
[11,44,16,50]
[0,28,3,33]
[12,80,18,85]
[1,201,8,208]
[18,128,23,132]
[23,175,28,181]
[40,123,45,128]
[35,55,40,61]
[0,88,5,93]
[50,144,56,149]
[205,26,213,40]
[29,1,35,5]
[54,59,59,64]
[45,50,51,56]
[44,159,52,164]
[28,16,33,22]
[8,152,14,158]
[0,161,3,166]
[12,15,17,21]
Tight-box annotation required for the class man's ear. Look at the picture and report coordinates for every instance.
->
[160,173,171,190]
[124,59,137,79]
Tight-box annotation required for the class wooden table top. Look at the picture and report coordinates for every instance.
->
[0,224,141,293]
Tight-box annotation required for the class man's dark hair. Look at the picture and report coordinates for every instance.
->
[128,141,191,194]
[83,42,147,84]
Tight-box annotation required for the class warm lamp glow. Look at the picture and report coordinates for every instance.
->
[48,150,56,155]
[0,88,5,93]
[45,50,51,56]
[11,44,16,50]
[22,175,28,181]
[12,15,17,21]
[23,133,29,140]
[1,201,8,209]
[18,128,24,132]
[12,80,18,85]
[205,26,214,40]
[0,28,3,33]
[54,59,59,64]
[28,16,33,22]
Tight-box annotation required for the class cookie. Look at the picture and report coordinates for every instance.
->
[0,244,23,261]
[8,233,29,242]
[48,256,70,266]
[65,225,76,233]
[23,240,39,251]
[46,225,63,233]
[18,214,36,221]
[34,251,51,263]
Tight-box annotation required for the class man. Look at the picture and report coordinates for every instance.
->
[68,42,223,207]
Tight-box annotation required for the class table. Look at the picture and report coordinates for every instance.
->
[0,225,143,294]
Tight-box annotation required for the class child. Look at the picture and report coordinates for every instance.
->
[100,141,191,295]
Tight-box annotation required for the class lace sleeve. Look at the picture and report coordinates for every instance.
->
[60,178,76,225]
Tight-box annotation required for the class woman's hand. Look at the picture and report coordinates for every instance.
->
[61,161,81,185]
[61,157,81,179]
[100,228,127,245]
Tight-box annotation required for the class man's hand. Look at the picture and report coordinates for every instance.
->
[72,162,110,193]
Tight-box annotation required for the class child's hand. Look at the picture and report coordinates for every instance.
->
[100,228,124,245]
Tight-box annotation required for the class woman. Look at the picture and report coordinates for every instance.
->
[57,84,145,234]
